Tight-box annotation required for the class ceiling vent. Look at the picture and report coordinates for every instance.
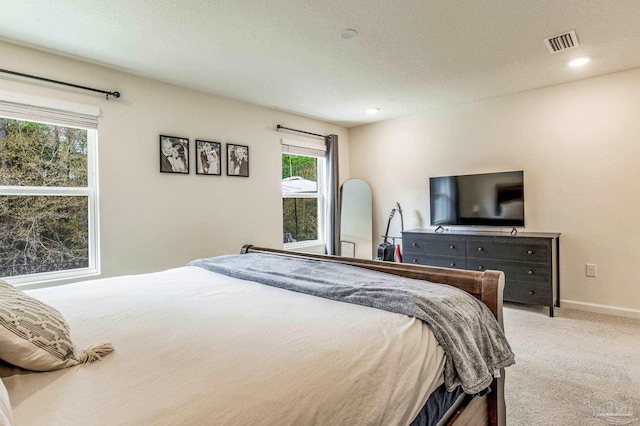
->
[544,30,579,53]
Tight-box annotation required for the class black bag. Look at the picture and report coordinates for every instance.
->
[376,241,395,261]
[376,209,396,261]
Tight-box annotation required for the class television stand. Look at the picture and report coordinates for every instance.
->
[401,229,561,316]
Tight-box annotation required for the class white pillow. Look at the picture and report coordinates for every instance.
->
[0,379,13,426]
[0,280,113,372]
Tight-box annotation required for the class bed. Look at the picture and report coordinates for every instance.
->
[0,245,513,426]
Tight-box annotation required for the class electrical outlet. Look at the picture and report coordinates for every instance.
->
[586,264,597,277]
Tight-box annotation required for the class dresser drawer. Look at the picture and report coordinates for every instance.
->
[404,254,466,269]
[504,282,551,305]
[467,259,550,284]
[467,239,549,263]
[403,235,466,257]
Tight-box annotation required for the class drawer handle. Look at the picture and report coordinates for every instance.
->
[450,263,456,267]
[412,243,417,247]
[528,270,534,275]
[477,247,483,252]
[412,259,418,263]
[527,250,533,255]
[528,291,535,295]
[478,265,484,270]
[449,245,455,249]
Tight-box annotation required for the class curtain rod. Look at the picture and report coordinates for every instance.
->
[0,68,121,100]
[276,124,327,139]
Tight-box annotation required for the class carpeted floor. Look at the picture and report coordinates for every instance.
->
[503,304,640,425]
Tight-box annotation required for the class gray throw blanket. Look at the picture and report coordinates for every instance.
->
[189,253,515,394]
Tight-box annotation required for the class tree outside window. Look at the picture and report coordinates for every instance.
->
[282,153,323,245]
[0,117,96,279]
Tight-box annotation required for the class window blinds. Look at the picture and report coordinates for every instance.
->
[281,138,326,158]
[0,91,100,129]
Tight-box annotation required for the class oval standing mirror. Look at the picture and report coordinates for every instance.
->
[340,179,373,259]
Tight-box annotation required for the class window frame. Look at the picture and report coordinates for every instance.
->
[282,152,326,249]
[0,117,100,287]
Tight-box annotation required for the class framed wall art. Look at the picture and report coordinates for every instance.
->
[227,143,249,177]
[159,135,189,174]
[196,140,222,175]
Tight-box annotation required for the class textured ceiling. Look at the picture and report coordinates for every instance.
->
[1,0,640,128]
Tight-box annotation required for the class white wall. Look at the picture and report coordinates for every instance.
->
[349,67,640,317]
[0,41,349,283]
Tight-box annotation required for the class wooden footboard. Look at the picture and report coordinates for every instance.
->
[240,245,506,426]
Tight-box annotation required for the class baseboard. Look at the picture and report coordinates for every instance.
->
[560,299,640,319]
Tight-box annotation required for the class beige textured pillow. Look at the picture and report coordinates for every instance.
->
[0,280,113,372]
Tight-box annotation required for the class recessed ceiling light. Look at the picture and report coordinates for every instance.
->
[339,29,358,40]
[568,57,591,68]
[366,107,380,114]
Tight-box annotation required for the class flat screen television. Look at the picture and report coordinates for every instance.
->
[429,171,524,227]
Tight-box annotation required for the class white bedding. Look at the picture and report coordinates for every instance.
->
[0,378,12,426]
[4,266,446,426]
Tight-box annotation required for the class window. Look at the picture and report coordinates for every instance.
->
[282,139,326,247]
[0,94,99,284]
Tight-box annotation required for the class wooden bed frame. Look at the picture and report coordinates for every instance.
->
[241,245,506,426]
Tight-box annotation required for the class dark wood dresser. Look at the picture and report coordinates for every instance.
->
[401,229,560,316]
